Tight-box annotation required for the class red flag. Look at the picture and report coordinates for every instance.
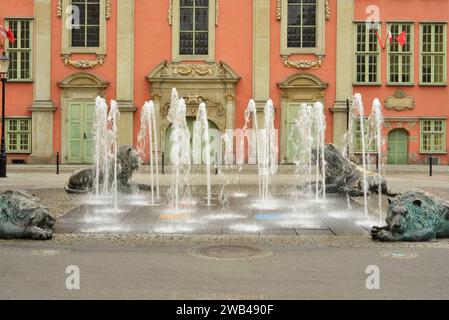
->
[0,25,15,44]
[396,31,406,47]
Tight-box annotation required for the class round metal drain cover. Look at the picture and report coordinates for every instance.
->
[380,250,418,259]
[189,245,272,261]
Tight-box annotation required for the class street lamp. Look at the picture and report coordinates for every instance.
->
[0,52,10,178]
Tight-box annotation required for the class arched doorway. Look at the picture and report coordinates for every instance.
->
[58,72,109,164]
[388,129,408,164]
[277,73,328,163]
[164,117,221,165]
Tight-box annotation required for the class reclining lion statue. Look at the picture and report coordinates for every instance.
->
[318,144,395,196]
[0,190,56,240]
[65,145,149,194]
[372,191,449,242]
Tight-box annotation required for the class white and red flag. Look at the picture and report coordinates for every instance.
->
[0,25,16,44]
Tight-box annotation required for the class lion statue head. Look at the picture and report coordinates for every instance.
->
[0,190,56,240]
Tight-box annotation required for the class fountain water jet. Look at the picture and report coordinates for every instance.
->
[108,100,120,211]
[93,96,108,199]
[353,93,368,217]
[137,100,160,205]
[193,102,212,206]
[369,98,384,224]
[167,88,191,212]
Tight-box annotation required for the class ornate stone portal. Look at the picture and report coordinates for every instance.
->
[147,61,240,152]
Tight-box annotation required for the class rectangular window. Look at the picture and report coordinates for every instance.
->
[420,119,446,153]
[5,19,32,81]
[71,0,100,47]
[287,0,317,48]
[6,119,32,153]
[388,23,413,85]
[420,23,447,85]
[355,23,380,84]
[179,0,209,56]
[353,119,377,153]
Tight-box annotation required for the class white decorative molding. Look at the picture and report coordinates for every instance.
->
[325,0,330,20]
[281,55,324,69]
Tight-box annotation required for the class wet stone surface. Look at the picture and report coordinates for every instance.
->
[55,192,381,236]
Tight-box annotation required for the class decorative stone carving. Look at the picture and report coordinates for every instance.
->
[61,54,106,69]
[168,0,173,25]
[160,61,227,78]
[276,0,281,20]
[385,89,415,111]
[281,55,324,69]
[215,0,219,26]
[57,0,62,17]
[407,121,417,129]
[106,0,111,19]
[325,0,330,20]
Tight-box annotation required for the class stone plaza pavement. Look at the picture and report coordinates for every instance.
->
[1,165,449,299]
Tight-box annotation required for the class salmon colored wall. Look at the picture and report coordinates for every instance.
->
[270,0,337,145]
[50,0,117,155]
[354,0,449,164]
[0,0,34,117]
[133,0,253,145]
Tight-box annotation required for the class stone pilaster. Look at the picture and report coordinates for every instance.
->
[116,0,136,146]
[253,0,271,129]
[29,0,56,164]
[333,0,354,149]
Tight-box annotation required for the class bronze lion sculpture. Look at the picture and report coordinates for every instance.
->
[65,145,148,194]
[319,144,395,196]
[0,190,56,240]
[372,191,449,242]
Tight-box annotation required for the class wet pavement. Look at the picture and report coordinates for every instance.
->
[55,192,378,236]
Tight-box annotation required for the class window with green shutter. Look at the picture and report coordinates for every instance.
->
[420,119,446,153]
[6,118,32,153]
[355,23,380,84]
[388,23,413,85]
[420,23,447,85]
[5,19,33,81]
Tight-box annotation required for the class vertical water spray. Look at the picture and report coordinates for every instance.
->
[108,100,120,211]
[167,88,191,211]
[242,99,261,197]
[194,102,212,206]
[314,102,326,201]
[137,100,160,205]
[93,96,108,199]
[353,93,368,217]
[370,98,384,224]
[262,99,276,201]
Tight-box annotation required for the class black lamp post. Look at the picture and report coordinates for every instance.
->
[0,52,10,178]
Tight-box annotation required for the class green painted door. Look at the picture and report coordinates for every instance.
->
[388,129,408,164]
[164,117,220,165]
[68,102,95,164]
